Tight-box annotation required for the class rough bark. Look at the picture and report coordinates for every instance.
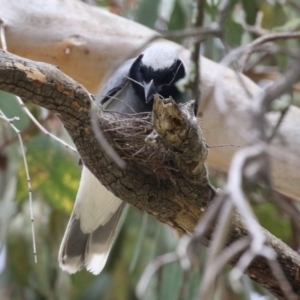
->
[0,0,299,200]
[1,50,300,299]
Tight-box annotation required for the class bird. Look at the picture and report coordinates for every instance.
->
[100,44,197,114]
[58,44,199,275]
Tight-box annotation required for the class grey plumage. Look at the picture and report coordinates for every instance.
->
[100,45,195,113]
[58,166,123,274]
[58,44,197,275]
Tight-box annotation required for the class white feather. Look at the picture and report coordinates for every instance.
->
[85,202,124,274]
[74,166,122,233]
[59,256,82,274]
[58,166,123,274]
[86,254,108,275]
[141,44,179,70]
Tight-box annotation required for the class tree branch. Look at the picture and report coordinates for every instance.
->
[1,49,300,299]
[1,0,300,201]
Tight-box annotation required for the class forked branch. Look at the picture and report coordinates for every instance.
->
[0,49,300,299]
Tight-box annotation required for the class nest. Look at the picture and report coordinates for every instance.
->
[101,112,178,181]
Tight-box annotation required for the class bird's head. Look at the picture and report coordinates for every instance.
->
[129,45,186,104]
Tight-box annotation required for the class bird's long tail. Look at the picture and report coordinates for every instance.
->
[58,166,124,275]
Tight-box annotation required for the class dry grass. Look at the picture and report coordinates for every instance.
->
[100,112,179,181]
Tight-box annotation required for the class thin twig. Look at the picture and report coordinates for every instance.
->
[267,102,291,142]
[215,0,231,27]
[15,96,77,153]
[176,195,224,271]
[0,110,37,263]
[192,194,224,240]
[268,254,298,300]
[161,26,221,40]
[91,107,126,168]
[226,144,277,281]
[190,0,205,105]
[207,143,240,149]
[124,75,144,88]
[201,238,251,297]
[239,31,300,72]
[0,21,77,153]
[198,199,234,299]
[240,11,269,36]
[259,59,300,111]
[0,120,39,152]
[136,253,178,299]
[0,20,79,264]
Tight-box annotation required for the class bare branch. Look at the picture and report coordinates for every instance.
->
[239,31,300,72]
[136,253,178,298]
[0,21,78,154]
[161,26,221,41]
[188,0,205,106]
[0,109,37,263]
[199,199,234,299]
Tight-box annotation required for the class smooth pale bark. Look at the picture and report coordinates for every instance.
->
[0,0,299,200]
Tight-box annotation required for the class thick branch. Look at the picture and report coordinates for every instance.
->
[0,49,214,231]
[1,0,300,200]
[1,50,300,299]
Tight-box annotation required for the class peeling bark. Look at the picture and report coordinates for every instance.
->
[1,50,300,299]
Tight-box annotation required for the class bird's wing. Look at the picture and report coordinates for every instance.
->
[58,166,124,274]
[99,58,135,107]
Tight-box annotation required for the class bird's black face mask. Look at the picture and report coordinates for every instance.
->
[129,54,186,108]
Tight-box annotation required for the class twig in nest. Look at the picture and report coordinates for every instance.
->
[99,111,181,181]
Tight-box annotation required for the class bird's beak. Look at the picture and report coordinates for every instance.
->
[144,80,157,103]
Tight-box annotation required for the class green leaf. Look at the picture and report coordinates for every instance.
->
[241,0,259,25]
[159,262,182,300]
[261,2,286,29]
[129,212,149,273]
[135,0,160,28]
[224,14,243,47]
[168,0,186,32]
[16,134,79,213]
[205,0,218,19]
[273,18,300,32]
[254,202,291,244]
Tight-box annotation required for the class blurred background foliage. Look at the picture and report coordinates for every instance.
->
[0,0,299,299]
